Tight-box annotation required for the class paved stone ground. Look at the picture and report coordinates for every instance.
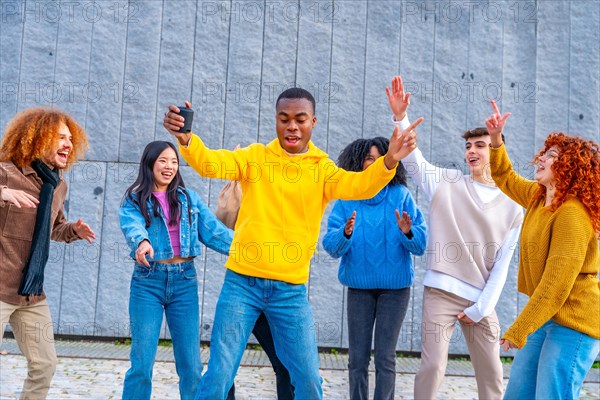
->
[1,339,598,399]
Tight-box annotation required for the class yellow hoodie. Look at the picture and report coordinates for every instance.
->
[180,134,396,284]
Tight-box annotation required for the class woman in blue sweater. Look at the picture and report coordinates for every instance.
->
[323,137,427,400]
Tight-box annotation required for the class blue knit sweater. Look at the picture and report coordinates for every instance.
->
[322,184,427,289]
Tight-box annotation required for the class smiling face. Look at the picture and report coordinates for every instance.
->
[152,147,179,192]
[362,145,382,170]
[40,123,73,170]
[535,146,558,188]
[275,98,316,154]
[465,135,492,178]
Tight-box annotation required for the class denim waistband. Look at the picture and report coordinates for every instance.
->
[145,260,194,271]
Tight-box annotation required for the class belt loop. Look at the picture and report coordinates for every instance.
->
[249,277,256,286]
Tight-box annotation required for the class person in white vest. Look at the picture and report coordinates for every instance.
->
[386,76,524,399]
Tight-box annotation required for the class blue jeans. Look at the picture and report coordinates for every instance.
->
[122,260,201,400]
[504,320,600,400]
[227,312,294,400]
[198,270,322,400]
[347,287,410,400]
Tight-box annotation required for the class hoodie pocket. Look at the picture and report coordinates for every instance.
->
[233,221,312,270]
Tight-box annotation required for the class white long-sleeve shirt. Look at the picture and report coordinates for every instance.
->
[397,116,522,322]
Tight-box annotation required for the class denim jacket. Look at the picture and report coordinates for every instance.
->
[119,187,233,260]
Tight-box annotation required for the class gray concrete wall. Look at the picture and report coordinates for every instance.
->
[1,0,598,357]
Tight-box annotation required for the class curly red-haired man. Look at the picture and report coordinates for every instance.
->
[0,108,96,399]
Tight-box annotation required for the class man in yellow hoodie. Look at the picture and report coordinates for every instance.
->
[163,88,423,400]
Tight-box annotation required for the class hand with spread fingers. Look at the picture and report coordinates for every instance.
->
[72,218,96,244]
[386,75,411,122]
[395,210,412,234]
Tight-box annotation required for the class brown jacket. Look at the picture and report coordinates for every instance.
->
[0,161,79,305]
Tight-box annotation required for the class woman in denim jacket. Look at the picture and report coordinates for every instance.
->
[119,141,232,400]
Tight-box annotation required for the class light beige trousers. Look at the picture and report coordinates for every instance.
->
[1,299,57,400]
[414,287,504,400]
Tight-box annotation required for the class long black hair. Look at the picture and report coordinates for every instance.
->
[337,137,407,186]
[124,141,190,227]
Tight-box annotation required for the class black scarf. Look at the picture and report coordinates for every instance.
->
[18,160,60,296]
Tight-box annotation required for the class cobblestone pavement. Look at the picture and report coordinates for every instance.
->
[1,339,598,399]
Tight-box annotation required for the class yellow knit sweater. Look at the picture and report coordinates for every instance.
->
[490,144,600,348]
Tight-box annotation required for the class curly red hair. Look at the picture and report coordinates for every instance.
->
[533,132,600,233]
[0,107,88,169]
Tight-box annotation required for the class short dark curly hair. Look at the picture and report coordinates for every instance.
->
[337,137,407,186]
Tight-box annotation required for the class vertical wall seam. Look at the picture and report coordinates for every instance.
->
[465,9,470,132]
[567,0,572,133]
[188,2,208,332]
[398,0,403,73]
[256,0,268,142]
[92,162,110,335]
[294,0,300,85]
[500,8,505,128]
[532,0,539,153]
[84,12,96,133]
[15,0,27,112]
[340,286,346,348]
[359,0,369,139]
[117,0,132,162]
[51,4,60,106]
[86,17,99,332]
[152,0,166,141]
[190,1,199,103]
[324,0,335,156]
[428,15,437,160]
[221,0,233,149]
[53,5,64,325]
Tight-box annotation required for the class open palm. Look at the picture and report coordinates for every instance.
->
[386,75,411,120]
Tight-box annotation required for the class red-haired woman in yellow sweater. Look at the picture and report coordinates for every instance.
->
[485,99,600,400]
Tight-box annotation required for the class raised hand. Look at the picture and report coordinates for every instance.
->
[0,188,39,208]
[485,99,511,148]
[344,211,357,237]
[386,76,411,121]
[163,100,193,146]
[394,210,412,234]
[73,218,96,243]
[135,239,154,268]
[384,117,424,169]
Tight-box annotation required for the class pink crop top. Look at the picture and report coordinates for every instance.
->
[153,191,181,256]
